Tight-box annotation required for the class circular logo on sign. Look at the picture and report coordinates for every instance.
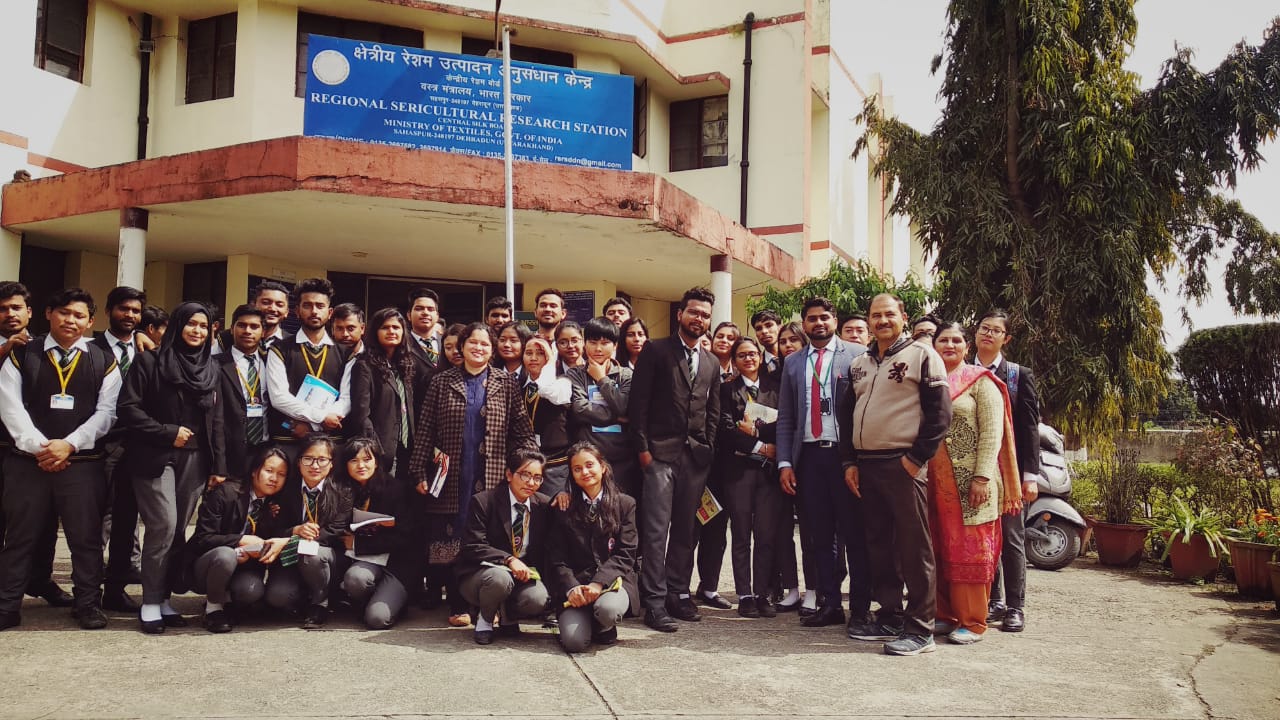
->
[311,50,350,86]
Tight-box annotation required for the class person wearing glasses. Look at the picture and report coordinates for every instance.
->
[972,309,1041,633]
[628,287,720,632]
[456,449,552,645]
[265,435,353,629]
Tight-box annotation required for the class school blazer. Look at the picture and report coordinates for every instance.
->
[277,477,354,550]
[776,338,864,468]
[116,350,223,481]
[628,336,720,465]
[718,374,781,471]
[350,475,416,580]
[348,356,415,466]
[186,481,291,566]
[547,493,640,614]
[456,487,553,583]
[992,359,1042,477]
[211,352,258,480]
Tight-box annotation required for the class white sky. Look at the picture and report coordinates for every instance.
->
[834,1,1278,350]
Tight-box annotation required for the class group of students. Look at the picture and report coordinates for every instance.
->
[0,276,1040,656]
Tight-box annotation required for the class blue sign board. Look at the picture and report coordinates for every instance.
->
[304,35,634,170]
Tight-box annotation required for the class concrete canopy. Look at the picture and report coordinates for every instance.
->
[1,137,796,300]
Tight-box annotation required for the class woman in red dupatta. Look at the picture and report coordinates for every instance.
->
[928,323,1021,644]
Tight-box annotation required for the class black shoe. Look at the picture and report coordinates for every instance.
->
[301,605,327,629]
[847,619,902,641]
[737,596,760,618]
[592,626,619,646]
[798,605,817,618]
[162,613,188,628]
[666,597,701,622]
[72,605,107,630]
[102,588,140,612]
[139,616,164,634]
[757,598,777,618]
[986,601,1007,624]
[1001,607,1025,632]
[496,621,522,638]
[33,582,74,607]
[644,609,679,633]
[696,591,733,610]
[473,628,495,645]
[775,598,800,613]
[203,610,232,634]
[0,612,20,631]
[123,568,144,585]
[800,605,845,627]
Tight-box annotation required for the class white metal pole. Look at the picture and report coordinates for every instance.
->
[502,26,515,304]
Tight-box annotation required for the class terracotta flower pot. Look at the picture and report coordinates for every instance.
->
[1167,534,1219,582]
[1093,521,1148,567]
[1268,562,1280,613]
[1227,540,1277,598]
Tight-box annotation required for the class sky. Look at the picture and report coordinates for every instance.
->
[834,1,1278,351]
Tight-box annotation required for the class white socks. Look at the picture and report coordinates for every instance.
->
[160,599,177,616]
[802,589,817,610]
[205,602,224,614]
[678,593,691,600]
[781,588,800,606]
[140,603,162,622]
[475,615,494,632]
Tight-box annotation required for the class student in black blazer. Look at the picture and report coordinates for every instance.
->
[187,446,293,633]
[550,442,639,652]
[338,437,414,629]
[347,308,418,473]
[717,338,785,618]
[264,435,354,629]
[117,302,222,634]
[628,287,720,631]
[212,305,268,483]
[456,449,553,645]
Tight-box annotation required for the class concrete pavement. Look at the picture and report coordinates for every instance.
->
[0,541,1277,720]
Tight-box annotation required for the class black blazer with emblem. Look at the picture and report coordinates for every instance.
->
[456,486,553,583]
[185,481,290,568]
[212,351,263,480]
[718,373,781,471]
[547,491,639,614]
[277,476,354,550]
[628,335,720,465]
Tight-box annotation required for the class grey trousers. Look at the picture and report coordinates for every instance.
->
[458,565,549,623]
[639,448,710,612]
[0,455,105,613]
[134,450,207,604]
[192,546,267,605]
[558,591,629,653]
[991,511,1027,608]
[266,546,345,609]
[343,560,409,629]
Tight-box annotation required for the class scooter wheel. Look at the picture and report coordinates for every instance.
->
[1026,517,1082,571]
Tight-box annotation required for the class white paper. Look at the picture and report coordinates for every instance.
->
[297,539,320,556]
[744,401,778,425]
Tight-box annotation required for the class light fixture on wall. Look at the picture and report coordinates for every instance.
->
[351,251,368,259]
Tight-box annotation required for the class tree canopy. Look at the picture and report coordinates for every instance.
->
[746,259,938,323]
[856,1,1280,439]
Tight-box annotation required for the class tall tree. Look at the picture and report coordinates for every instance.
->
[856,2,1280,439]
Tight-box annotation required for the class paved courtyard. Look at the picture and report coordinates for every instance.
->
[1,537,1277,720]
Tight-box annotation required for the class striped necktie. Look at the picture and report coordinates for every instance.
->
[57,347,75,370]
[512,503,527,555]
[747,384,758,401]
[244,355,265,444]
[115,342,131,376]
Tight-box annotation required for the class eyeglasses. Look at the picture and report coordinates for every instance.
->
[514,470,543,484]
[682,309,711,320]
[735,351,760,359]
[300,456,332,467]
[977,325,1006,337]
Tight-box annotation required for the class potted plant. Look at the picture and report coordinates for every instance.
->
[1092,450,1149,567]
[1145,497,1230,582]
[1229,508,1280,600]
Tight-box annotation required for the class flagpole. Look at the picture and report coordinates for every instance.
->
[502,25,515,304]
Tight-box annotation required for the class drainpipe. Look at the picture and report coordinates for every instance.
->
[739,12,754,227]
[136,13,153,160]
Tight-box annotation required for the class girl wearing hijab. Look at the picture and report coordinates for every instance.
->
[117,302,222,634]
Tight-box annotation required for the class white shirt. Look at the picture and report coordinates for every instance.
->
[0,335,122,455]
[104,332,136,369]
[264,329,353,426]
[802,342,839,443]
[739,375,765,455]
[526,366,572,406]
[975,352,1004,372]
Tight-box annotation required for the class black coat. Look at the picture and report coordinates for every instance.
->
[992,359,1042,477]
[116,350,222,481]
[628,336,720,465]
[185,481,290,569]
[547,492,639,614]
[456,486,553,583]
[277,476,354,550]
[717,374,780,472]
[405,336,442,413]
[211,351,262,480]
[350,474,416,580]
[348,355,415,466]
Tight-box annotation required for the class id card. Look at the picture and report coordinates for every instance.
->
[246,403,265,418]
[298,539,320,556]
[50,394,75,410]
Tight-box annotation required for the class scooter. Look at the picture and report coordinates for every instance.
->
[1024,423,1087,571]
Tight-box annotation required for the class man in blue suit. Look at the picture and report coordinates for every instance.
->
[776,297,869,630]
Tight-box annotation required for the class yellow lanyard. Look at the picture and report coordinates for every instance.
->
[361,498,370,512]
[235,367,260,403]
[246,514,257,535]
[304,490,319,524]
[302,345,329,379]
[47,349,82,394]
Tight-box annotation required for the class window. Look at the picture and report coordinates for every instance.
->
[669,95,728,171]
[186,13,237,103]
[460,37,574,68]
[34,0,88,82]
[296,12,423,97]
[633,79,648,158]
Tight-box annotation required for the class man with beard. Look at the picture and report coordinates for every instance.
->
[331,303,366,357]
[533,289,566,363]
[602,297,632,328]
[629,287,720,632]
[94,286,148,612]
[484,297,513,330]
[251,281,290,355]
[0,281,74,609]
[776,297,869,630]
[264,278,351,454]
[212,305,268,483]
[750,310,783,378]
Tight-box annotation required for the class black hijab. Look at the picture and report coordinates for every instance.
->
[157,302,217,398]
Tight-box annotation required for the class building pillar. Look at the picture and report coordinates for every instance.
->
[0,228,20,278]
[118,208,148,289]
[710,253,732,329]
